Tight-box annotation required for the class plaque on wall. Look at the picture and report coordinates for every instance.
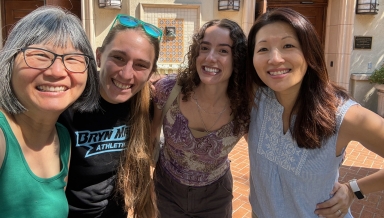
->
[354,36,372,49]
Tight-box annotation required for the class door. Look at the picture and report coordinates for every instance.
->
[255,0,328,44]
[1,0,44,40]
[46,0,81,18]
[1,0,81,42]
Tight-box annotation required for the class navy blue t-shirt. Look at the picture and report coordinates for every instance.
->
[58,96,130,218]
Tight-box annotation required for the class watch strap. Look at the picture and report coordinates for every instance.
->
[349,179,365,199]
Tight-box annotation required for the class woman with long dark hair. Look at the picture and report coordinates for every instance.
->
[246,8,384,218]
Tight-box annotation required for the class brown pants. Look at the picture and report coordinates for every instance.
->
[154,164,233,218]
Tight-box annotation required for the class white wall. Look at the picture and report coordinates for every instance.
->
[350,0,384,74]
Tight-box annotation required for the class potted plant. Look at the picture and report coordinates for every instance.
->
[369,63,384,117]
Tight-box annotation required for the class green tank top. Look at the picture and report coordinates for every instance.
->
[0,112,70,218]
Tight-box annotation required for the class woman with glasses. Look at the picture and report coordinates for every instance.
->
[151,19,253,217]
[0,6,99,218]
[58,14,161,218]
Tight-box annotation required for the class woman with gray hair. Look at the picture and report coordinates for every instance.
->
[0,6,99,217]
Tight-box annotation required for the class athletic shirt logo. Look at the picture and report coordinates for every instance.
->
[75,125,128,157]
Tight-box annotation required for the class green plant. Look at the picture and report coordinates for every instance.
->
[369,63,384,84]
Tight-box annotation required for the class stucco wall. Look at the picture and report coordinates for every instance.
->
[93,1,130,48]
[91,0,248,71]
[350,0,384,74]
[128,0,243,26]
[93,0,245,48]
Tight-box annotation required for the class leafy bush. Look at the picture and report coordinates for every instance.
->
[369,64,384,84]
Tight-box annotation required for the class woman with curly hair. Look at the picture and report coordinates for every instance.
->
[151,19,254,217]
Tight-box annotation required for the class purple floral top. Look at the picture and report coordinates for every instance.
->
[153,76,247,186]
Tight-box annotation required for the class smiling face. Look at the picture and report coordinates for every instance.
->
[11,43,88,114]
[196,25,233,86]
[253,21,308,97]
[97,29,155,104]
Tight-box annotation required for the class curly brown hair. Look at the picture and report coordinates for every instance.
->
[177,19,253,134]
[247,8,350,149]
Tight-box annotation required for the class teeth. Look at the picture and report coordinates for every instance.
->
[269,70,289,76]
[204,67,219,73]
[37,86,67,92]
[113,79,132,89]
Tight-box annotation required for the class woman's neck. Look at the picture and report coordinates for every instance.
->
[4,110,59,149]
[193,83,229,107]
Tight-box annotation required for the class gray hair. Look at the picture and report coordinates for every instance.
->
[0,6,99,114]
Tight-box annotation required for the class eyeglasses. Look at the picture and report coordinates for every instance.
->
[110,14,163,41]
[18,47,92,73]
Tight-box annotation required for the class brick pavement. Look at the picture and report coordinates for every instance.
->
[230,138,384,218]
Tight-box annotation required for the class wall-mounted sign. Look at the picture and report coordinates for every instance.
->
[354,36,372,49]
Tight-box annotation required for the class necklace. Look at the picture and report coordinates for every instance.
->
[193,94,228,132]
[192,92,228,115]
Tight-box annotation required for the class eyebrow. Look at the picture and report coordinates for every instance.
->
[28,45,82,54]
[110,50,152,66]
[256,35,296,44]
[282,35,296,40]
[200,41,232,48]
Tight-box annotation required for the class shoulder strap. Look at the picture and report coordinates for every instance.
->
[161,83,181,120]
[151,83,181,166]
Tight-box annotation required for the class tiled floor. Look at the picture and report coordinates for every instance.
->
[230,138,384,218]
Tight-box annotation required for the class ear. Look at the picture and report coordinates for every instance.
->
[95,47,102,68]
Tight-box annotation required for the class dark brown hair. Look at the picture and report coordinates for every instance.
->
[247,8,350,149]
[177,19,253,134]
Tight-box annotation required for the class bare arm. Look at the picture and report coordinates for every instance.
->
[338,105,384,194]
[0,129,5,169]
[64,143,71,191]
[316,105,384,217]
[150,102,163,167]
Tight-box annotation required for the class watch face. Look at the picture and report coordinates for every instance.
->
[355,191,365,199]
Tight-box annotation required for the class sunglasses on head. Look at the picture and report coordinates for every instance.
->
[110,14,163,41]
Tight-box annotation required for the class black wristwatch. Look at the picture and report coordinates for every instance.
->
[349,179,365,199]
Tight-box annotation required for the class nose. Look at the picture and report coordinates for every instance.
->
[44,57,67,78]
[268,49,285,65]
[205,49,217,62]
[119,63,134,80]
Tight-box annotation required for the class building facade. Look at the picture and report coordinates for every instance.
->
[1,0,383,113]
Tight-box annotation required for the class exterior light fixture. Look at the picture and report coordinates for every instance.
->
[218,0,240,11]
[356,0,379,14]
[98,0,122,9]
